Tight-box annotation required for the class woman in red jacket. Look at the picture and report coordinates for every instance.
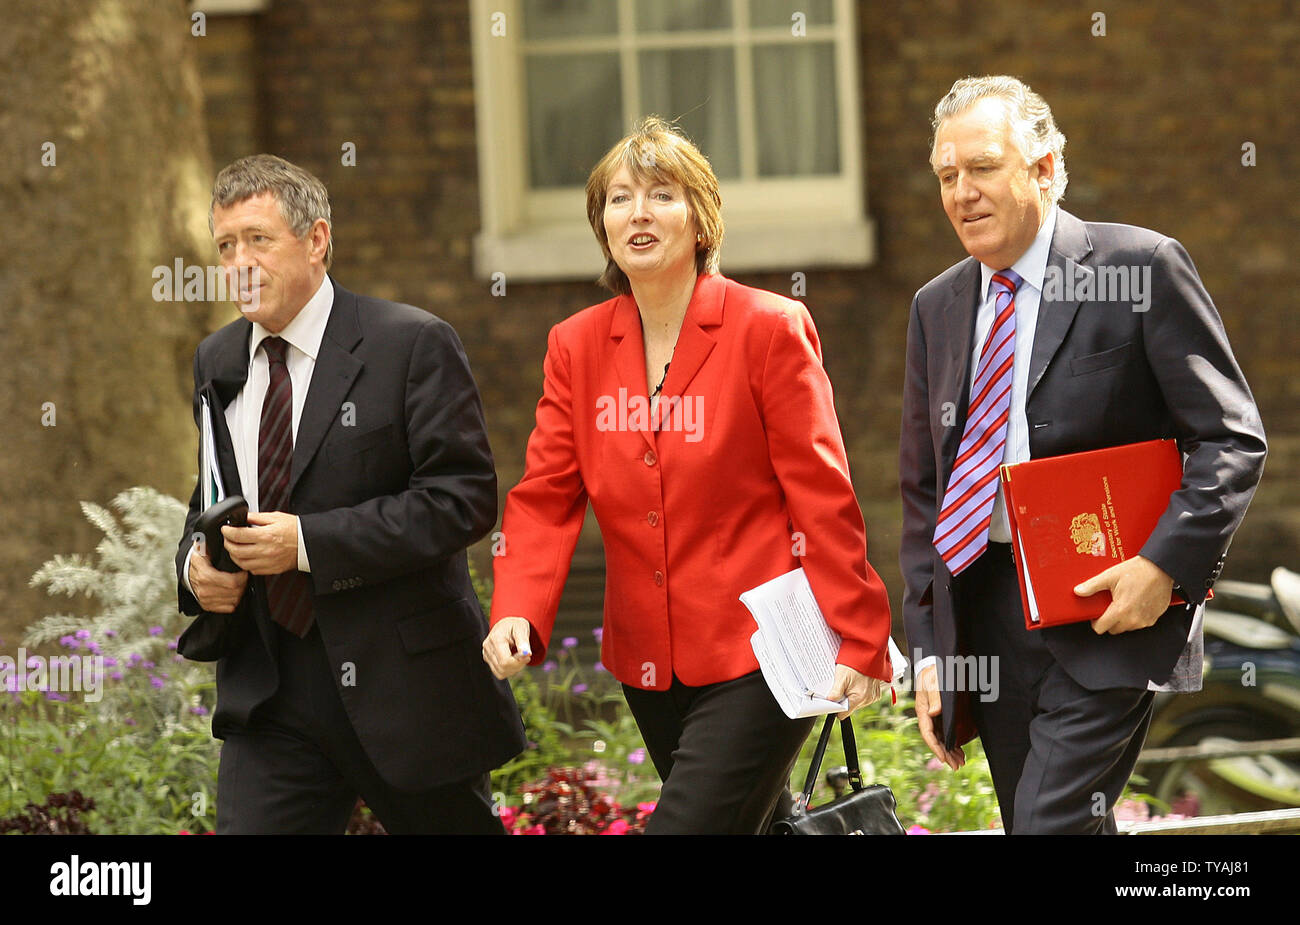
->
[483,117,892,834]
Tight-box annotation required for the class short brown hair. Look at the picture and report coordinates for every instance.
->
[585,116,723,294]
[210,154,334,268]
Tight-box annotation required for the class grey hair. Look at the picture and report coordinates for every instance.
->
[931,75,1068,207]
[209,154,333,268]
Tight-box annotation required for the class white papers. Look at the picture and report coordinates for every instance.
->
[742,567,908,719]
[1016,533,1041,624]
[200,395,226,509]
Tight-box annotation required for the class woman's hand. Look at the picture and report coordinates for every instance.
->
[482,616,534,680]
[825,664,887,721]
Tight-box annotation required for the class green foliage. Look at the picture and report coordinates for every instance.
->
[2,488,219,833]
[790,694,1001,833]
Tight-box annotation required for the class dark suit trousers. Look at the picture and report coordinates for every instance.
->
[958,543,1154,834]
[622,670,814,834]
[216,622,502,835]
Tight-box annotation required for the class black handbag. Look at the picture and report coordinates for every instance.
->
[770,715,907,835]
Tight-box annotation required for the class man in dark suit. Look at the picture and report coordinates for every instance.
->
[175,154,525,834]
[900,77,1267,833]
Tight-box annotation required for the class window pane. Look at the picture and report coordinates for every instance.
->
[526,54,623,188]
[750,0,834,28]
[638,48,740,179]
[752,42,839,176]
[522,0,618,39]
[635,0,732,32]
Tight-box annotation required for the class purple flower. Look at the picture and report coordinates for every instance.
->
[26,656,41,669]
[45,691,69,702]
[173,655,184,662]
[88,642,102,654]
[103,657,118,667]
[75,629,91,639]
[104,629,116,637]
[592,627,604,643]
[594,661,607,673]
[628,748,646,765]
[124,717,137,726]
[127,653,142,666]
[572,683,588,694]
[110,672,123,681]
[190,705,209,716]
[150,677,165,689]
[542,660,557,673]
[59,635,77,648]
[562,637,578,649]
[167,640,178,650]
[142,661,155,669]
[149,626,163,636]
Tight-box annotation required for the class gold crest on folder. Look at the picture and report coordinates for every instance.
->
[1069,513,1106,557]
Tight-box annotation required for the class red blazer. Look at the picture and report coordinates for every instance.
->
[491,273,892,689]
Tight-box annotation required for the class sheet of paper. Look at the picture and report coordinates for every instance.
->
[1017,532,1040,623]
[200,395,226,508]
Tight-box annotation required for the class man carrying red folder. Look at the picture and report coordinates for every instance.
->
[900,76,1267,833]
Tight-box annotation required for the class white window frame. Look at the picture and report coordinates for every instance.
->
[470,0,875,281]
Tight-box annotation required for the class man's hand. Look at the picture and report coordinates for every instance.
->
[825,664,886,721]
[914,663,965,771]
[1075,555,1175,635]
[189,546,249,613]
[482,616,534,680]
[222,511,299,576]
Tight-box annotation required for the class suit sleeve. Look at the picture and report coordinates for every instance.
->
[1136,237,1267,600]
[299,315,498,590]
[488,323,588,664]
[898,293,939,668]
[759,304,891,681]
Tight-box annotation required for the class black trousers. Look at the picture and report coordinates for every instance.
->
[216,623,501,835]
[958,543,1154,834]
[622,670,815,834]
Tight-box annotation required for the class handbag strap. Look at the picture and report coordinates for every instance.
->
[795,715,864,812]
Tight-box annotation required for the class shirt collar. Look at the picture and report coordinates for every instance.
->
[248,274,334,363]
[980,205,1058,300]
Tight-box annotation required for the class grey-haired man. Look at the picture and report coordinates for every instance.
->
[900,77,1266,833]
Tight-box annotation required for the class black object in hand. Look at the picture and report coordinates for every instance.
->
[193,496,248,573]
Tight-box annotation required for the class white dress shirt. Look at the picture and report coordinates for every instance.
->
[975,206,1057,543]
[914,208,1057,680]
[183,275,333,592]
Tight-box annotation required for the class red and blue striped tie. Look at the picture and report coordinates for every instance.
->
[933,269,1022,576]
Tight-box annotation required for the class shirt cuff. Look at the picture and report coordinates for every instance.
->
[182,544,197,596]
[296,516,311,573]
[913,655,937,681]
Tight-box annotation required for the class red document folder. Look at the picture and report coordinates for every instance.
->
[1000,439,1190,630]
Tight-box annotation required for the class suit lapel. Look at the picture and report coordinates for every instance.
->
[659,274,721,401]
[943,259,982,471]
[610,294,656,453]
[1028,210,1093,398]
[289,279,363,495]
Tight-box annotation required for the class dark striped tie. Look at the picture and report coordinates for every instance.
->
[258,337,314,636]
[933,269,1023,575]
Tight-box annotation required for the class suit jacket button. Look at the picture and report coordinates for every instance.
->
[644,450,657,466]
[332,580,341,590]
[654,570,664,586]
[647,511,659,526]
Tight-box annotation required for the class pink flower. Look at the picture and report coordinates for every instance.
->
[637,801,657,815]
[603,819,630,835]
[906,825,931,835]
[522,824,545,835]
